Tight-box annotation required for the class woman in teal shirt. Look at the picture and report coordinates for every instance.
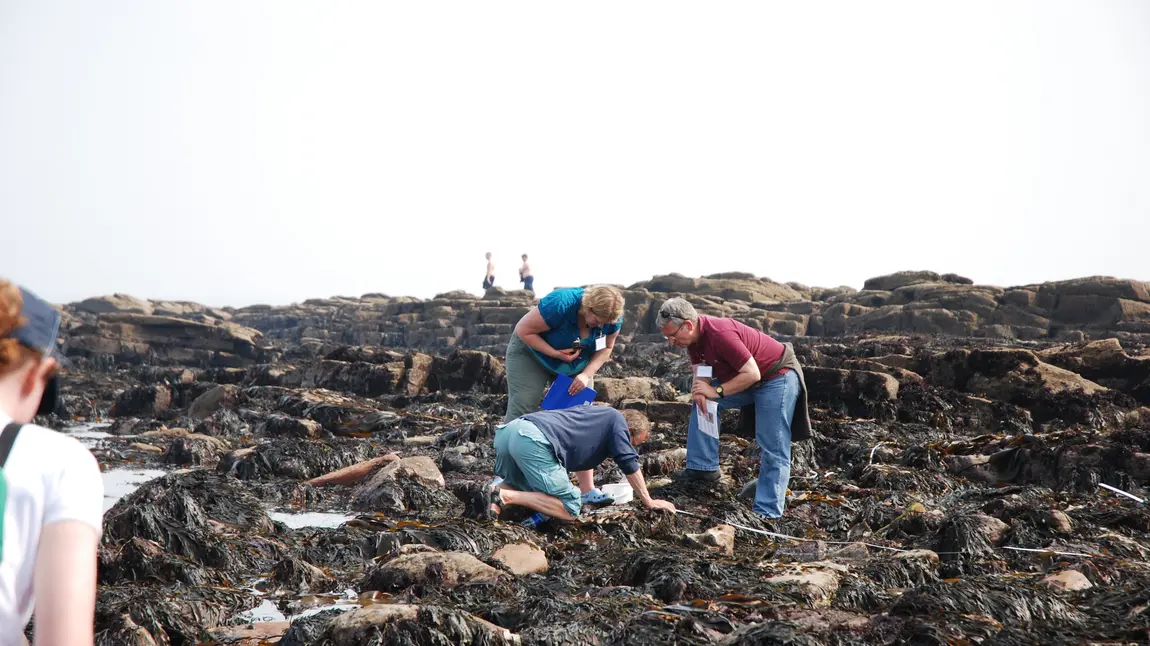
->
[504,285,625,504]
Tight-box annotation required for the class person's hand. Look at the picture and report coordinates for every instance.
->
[692,380,718,400]
[645,498,676,513]
[569,373,591,395]
[555,348,580,363]
[693,391,708,413]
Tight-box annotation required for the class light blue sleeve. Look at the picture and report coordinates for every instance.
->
[537,288,582,329]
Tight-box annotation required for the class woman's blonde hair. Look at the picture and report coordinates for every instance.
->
[0,281,39,377]
[581,285,624,322]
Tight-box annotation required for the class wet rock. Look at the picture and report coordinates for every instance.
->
[647,400,692,424]
[803,367,899,419]
[1042,569,1093,591]
[427,350,506,393]
[261,414,324,439]
[130,442,164,454]
[863,271,964,291]
[163,433,229,467]
[189,384,240,420]
[353,456,455,512]
[221,439,374,481]
[293,359,406,397]
[594,377,674,405]
[303,453,400,487]
[75,293,155,315]
[110,385,172,417]
[67,313,269,367]
[1038,509,1074,534]
[937,513,1011,565]
[492,542,549,575]
[320,605,520,645]
[929,349,1108,404]
[829,542,870,561]
[279,609,347,646]
[642,448,687,476]
[208,622,290,645]
[684,525,735,557]
[270,556,335,594]
[364,456,444,488]
[361,551,506,591]
[441,444,480,472]
[764,563,844,607]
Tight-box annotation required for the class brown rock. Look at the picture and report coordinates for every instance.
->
[492,542,549,575]
[685,525,735,557]
[362,552,506,591]
[325,605,520,645]
[189,384,240,421]
[594,377,664,405]
[208,622,290,645]
[304,454,401,487]
[1041,569,1093,591]
[764,563,844,607]
[262,415,324,439]
[364,456,445,489]
[129,442,164,454]
[642,448,687,476]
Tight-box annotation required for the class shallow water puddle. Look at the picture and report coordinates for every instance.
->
[235,590,362,624]
[101,468,167,512]
[268,510,356,529]
[64,422,113,448]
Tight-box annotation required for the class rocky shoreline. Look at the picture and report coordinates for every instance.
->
[31,271,1150,644]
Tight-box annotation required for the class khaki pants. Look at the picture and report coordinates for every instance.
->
[503,334,593,423]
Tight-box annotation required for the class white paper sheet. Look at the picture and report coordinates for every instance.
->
[697,400,720,438]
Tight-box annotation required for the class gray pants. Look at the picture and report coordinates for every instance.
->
[503,333,594,423]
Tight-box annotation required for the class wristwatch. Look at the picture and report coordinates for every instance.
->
[715,385,725,398]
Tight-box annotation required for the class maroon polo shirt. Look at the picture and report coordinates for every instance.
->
[687,315,789,383]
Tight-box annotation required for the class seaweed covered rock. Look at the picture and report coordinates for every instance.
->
[102,470,276,569]
[318,605,520,645]
[352,456,456,513]
[219,438,376,481]
[361,552,506,591]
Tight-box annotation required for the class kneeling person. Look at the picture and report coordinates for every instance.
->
[472,407,675,523]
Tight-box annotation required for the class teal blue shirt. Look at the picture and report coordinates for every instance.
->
[530,287,623,375]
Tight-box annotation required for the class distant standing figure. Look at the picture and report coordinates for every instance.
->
[482,252,495,290]
[519,254,534,292]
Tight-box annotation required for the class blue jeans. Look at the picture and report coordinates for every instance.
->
[686,370,799,518]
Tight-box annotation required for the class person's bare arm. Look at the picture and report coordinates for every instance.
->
[625,469,675,512]
[514,308,576,362]
[694,357,761,400]
[580,331,618,378]
[33,521,99,646]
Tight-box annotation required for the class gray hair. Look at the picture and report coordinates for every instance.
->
[656,297,698,327]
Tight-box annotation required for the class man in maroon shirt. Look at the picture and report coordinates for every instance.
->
[656,297,810,519]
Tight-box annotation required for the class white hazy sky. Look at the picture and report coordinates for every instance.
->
[1,1,1148,307]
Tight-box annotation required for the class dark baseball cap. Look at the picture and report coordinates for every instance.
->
[11,286,65,362]
[6,286,65,416]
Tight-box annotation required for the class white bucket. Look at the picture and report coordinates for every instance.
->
[600,482,634,505]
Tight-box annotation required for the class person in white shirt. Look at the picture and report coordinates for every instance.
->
[0,280,103,646]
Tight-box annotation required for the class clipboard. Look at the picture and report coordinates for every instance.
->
[540,374,597,410]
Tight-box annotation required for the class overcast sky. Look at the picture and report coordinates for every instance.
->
[1,1,1147,307]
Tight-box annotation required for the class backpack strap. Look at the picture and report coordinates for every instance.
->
[0,423,22,468]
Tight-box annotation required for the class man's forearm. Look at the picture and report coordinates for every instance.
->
[625,469,654,504]
[720,371,760,396]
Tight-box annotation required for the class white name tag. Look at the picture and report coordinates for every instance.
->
[595,336,607,352]
[696,365,713,378]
